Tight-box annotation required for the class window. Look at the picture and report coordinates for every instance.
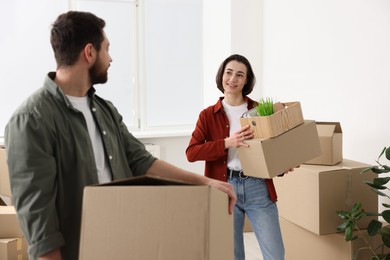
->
[73,0,203,133]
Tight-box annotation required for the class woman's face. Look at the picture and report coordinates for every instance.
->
[222,60,248,95]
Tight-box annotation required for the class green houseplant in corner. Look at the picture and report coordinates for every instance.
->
[337,146,390,260]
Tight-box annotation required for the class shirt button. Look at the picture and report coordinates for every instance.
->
[102,130,107,135]
[109,155,113,160]
[92,107,97,112]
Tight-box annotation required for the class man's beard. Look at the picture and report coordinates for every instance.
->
[89,58,108,85]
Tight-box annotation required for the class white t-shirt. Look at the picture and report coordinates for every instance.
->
[222,99,248,171]
[67,95,112,184]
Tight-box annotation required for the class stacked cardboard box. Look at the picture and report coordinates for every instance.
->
[272,122,382,259]
[240,101,304,139]
[238,101,322,178]
[0,206,28,259]
[279,217,387,260]
[79,176,233,260]
[0,146,12,204]
[304,122,343,165]
[238,120,321,179]
[274,159,378,235]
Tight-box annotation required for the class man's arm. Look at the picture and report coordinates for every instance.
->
[145,159,236,214]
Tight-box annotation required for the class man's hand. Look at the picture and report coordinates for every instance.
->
[207,179,237,214]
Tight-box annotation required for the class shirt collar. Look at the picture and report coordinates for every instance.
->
[44,72,96,108]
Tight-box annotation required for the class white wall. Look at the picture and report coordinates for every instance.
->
[0,1,69,133]
[262,0,390,165]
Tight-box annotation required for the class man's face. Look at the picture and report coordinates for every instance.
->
[89,33,112,85]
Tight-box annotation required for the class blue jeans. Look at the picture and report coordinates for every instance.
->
[228,176,284,260]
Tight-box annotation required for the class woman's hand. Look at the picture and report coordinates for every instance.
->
[224,124,254,149]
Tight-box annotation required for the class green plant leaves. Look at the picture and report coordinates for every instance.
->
[374,177,390,186]
[372,188,388,197]
[337,147,390,259]
[367,219,382,236]
[382,210,390,223]
[256,97,274,116]
[386,147,390,161]
[371,166,390,174]
[364,180,387,190]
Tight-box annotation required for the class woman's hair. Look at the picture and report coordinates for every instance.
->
[50,11,106,67]
[215,54,256,96]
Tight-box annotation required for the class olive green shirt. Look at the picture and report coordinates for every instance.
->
[5,72,156,259]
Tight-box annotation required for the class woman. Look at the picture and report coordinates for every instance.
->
[186,54,285,260]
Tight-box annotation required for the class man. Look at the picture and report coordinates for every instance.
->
[5,11,236,260]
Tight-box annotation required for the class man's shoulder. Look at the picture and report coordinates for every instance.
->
[13,87,54,115]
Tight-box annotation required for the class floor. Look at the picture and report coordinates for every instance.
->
[244,232,263,260]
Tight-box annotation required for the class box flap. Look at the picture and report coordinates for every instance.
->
[316,122,342,135]
[95,175,193,187]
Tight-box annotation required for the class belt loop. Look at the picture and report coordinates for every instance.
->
[227,168,232,179]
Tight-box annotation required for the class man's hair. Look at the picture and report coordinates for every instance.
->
[50,11,106,67]
[215,54,256,96]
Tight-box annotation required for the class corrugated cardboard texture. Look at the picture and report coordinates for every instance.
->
[238,120,321,178]
[305,122,343,165]
[240,101,304,139]
[0,206,24,238]
[280,217,388,260]
[0,147,12,198]
[275,159,378,235]
[79,176,233,260]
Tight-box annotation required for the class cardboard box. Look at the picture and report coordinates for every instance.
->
[240,101,304,139]
[238,120,321,179]
[274,159,378,235]
[79,176,233,260]
[0,238,18,260]
[304,122,342,165]
[280,217,389,260]
[0,146,12,198]
[0,237,26,260]
[0,206,24,238]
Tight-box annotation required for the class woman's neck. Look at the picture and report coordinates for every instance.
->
[223,94,245,106]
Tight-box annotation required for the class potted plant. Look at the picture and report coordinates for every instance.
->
[256,97,275,116]
[242,97,275,118]
[337,146,390,260]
